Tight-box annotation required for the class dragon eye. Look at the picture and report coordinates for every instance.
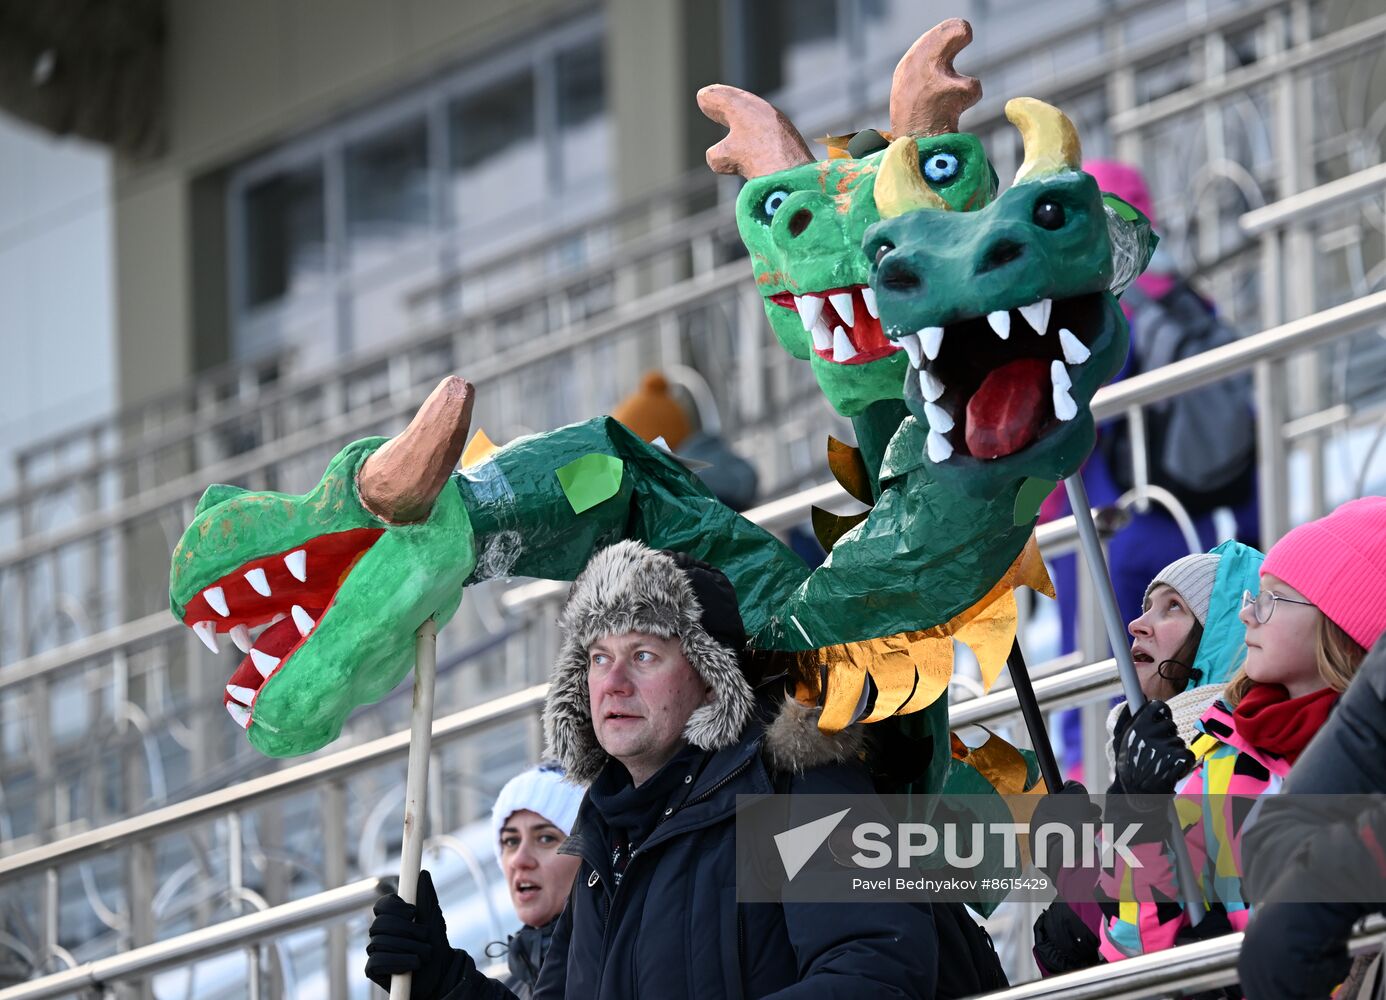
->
[1033,199,1066,230]
[763,190,790,217]
[874,241,894,265]
[922,152,959,182]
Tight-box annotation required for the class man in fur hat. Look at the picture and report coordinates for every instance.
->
[366,540,937,999]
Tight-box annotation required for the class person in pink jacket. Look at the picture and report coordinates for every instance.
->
[1098,497,1386,965]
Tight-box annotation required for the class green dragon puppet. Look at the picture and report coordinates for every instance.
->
[168,22,1150,778]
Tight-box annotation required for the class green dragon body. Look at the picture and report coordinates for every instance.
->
[169,21,1151,774]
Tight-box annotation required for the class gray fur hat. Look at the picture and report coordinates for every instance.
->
[542,541,755,784]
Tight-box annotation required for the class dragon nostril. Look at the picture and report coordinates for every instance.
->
[978,239,1025,274]
[787,208,813,238]
[878,259,921,293]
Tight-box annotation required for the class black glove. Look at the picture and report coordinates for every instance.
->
[1029,781,1100,880]
[1114,700,1195,797]
[1032,901,1102,975]
[365,870,473,999]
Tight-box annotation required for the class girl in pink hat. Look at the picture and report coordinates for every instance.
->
[1098,497,1386,965]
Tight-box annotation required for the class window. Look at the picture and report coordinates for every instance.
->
[345,116,431,270]
[241,163,326,309]
[556,39,609,191]
[229,14,609,363]
[449,71,541,232]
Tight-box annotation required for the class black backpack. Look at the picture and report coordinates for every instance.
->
[1101,281,1256,514]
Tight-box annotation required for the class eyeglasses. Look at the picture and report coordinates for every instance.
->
[1241,589,1314,624]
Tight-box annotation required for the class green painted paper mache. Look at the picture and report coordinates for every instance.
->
[167,20,1153,777]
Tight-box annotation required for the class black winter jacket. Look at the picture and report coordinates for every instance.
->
[1239,639,1386,999]
[529,706,938,999]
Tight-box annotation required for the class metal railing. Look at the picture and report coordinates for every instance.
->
[0,878,387,1000]
[981,917,1386,999]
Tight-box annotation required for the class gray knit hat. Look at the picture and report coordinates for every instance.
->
[1142,552,1220,625]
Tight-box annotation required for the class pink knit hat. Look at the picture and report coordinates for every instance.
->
[1261,496,1386,650]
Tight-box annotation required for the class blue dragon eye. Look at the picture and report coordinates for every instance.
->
[923,152,960,182]
[763,190,790,217]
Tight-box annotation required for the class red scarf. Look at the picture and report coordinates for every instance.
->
[1231,683,1338,763]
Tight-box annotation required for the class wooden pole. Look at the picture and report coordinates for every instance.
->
[390,618,438,999]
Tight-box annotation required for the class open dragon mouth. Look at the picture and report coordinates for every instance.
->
[893,293,1104,463]
[179,527,384,730]
[770,285,899,365]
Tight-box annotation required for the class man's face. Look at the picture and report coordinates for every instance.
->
[587,632,711,785]
[498,808,581,929]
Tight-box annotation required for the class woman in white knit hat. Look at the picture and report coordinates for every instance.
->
[1107,539,1265,768]
[488,762,586,997]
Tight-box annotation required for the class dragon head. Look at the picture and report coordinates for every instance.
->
[865,97,1155,497]
[168,378,477,757]
[699,20,997,417]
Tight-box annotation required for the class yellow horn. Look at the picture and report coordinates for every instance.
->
[874,137,949,219]
[1005,97,1082,184]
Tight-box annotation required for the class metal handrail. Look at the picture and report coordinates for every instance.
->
[6,278,1382,582]
[0,642,1120,883]
[1240,161,1386,235]
[0,260,749,574]
[980,917,1386,999]
[0,685,547,880]
[0,206,741,520]
[1091,290,1386,418]
[0,878,387,1000]
[1108,9,1386,135]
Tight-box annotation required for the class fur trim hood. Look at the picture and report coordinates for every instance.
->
[543,541,865,783]
[544,541,756,784]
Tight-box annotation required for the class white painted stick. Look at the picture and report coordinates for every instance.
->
[391,617,438,1000]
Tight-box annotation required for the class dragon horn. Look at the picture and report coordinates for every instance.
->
[358,376,474,524]
[696,84,814,178]
[889,18,982,138]
[1006,97,1082,184]
[874,136,950,219]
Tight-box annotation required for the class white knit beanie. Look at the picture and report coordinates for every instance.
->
[1143,552,1220,625]
[490,763,586,868]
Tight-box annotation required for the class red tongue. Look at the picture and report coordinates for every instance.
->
[965,358,1050,459]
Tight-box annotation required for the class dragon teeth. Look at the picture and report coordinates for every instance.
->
[250,648,280,679]
[292,605,315,638]
[921,326,944,361]
[811,316,832,352]
[230,624,253,653]
[204,586,229,618]
[191,620,219,653]
[919,368,944,402]
[226,702,251,729]
[924,401,955,433]
[284,550,307,583]
[226,684,257,705]
[861,286,878,319]
[1051,360,1078,421]
[986,311,1011,339]
[926,430,954,463]
[899,333,923,368]
[832,326,858,362]
[1058,327,1090,364]
[828,292,855,328]
[1018,299,1052,335]
[1050,359,1072,391]
[796,295,824,330]
[245,568,271,597]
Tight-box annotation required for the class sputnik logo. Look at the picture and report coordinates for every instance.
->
[774,808,851,880]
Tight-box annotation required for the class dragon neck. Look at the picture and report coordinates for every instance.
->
[851,398,910,501]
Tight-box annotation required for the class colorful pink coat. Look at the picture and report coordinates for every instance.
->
[1098,699,1294,961]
